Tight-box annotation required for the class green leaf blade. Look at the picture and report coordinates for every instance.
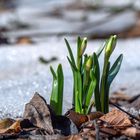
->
[96,42,106,58]
[57,64,64,115]
[85,76,96,114]
[93,53,101,111]
[65,38,76,67]
[108,54,123,86]
[50,67,58,114]
[50,64,64,115]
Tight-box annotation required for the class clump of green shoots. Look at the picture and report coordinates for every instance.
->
[50,64,64,115]
[65,35,123,114]
[65,37,97,114]
[100,36,123,113]
[49,35,123,115]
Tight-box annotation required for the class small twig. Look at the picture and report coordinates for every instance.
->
[128,93,140,103]
[93,119,100,140]
[110,101,140,121]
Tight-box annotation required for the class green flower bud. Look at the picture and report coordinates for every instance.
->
[105,35,117,60]
[86,56,93,71]
[79,37,87,57]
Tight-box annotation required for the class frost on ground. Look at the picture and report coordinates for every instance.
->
[0,38,140,118]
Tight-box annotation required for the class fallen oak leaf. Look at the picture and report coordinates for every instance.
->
[100,109,132,129]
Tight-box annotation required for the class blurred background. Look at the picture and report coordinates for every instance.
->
[0,0,140,118]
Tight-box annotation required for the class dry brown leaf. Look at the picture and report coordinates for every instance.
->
[87,112,104,121]
[16,37,33,44]
[0,118,15,129]
[8,120,21,133]
[66,110,103,128]
[100,109,132,129]
[23,93,54,134]
[66,110,88,127]
[122,127,140,139]
[0,120,21,134]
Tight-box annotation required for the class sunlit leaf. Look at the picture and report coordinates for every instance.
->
[50,64,64,115]
[50,66,58,113]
